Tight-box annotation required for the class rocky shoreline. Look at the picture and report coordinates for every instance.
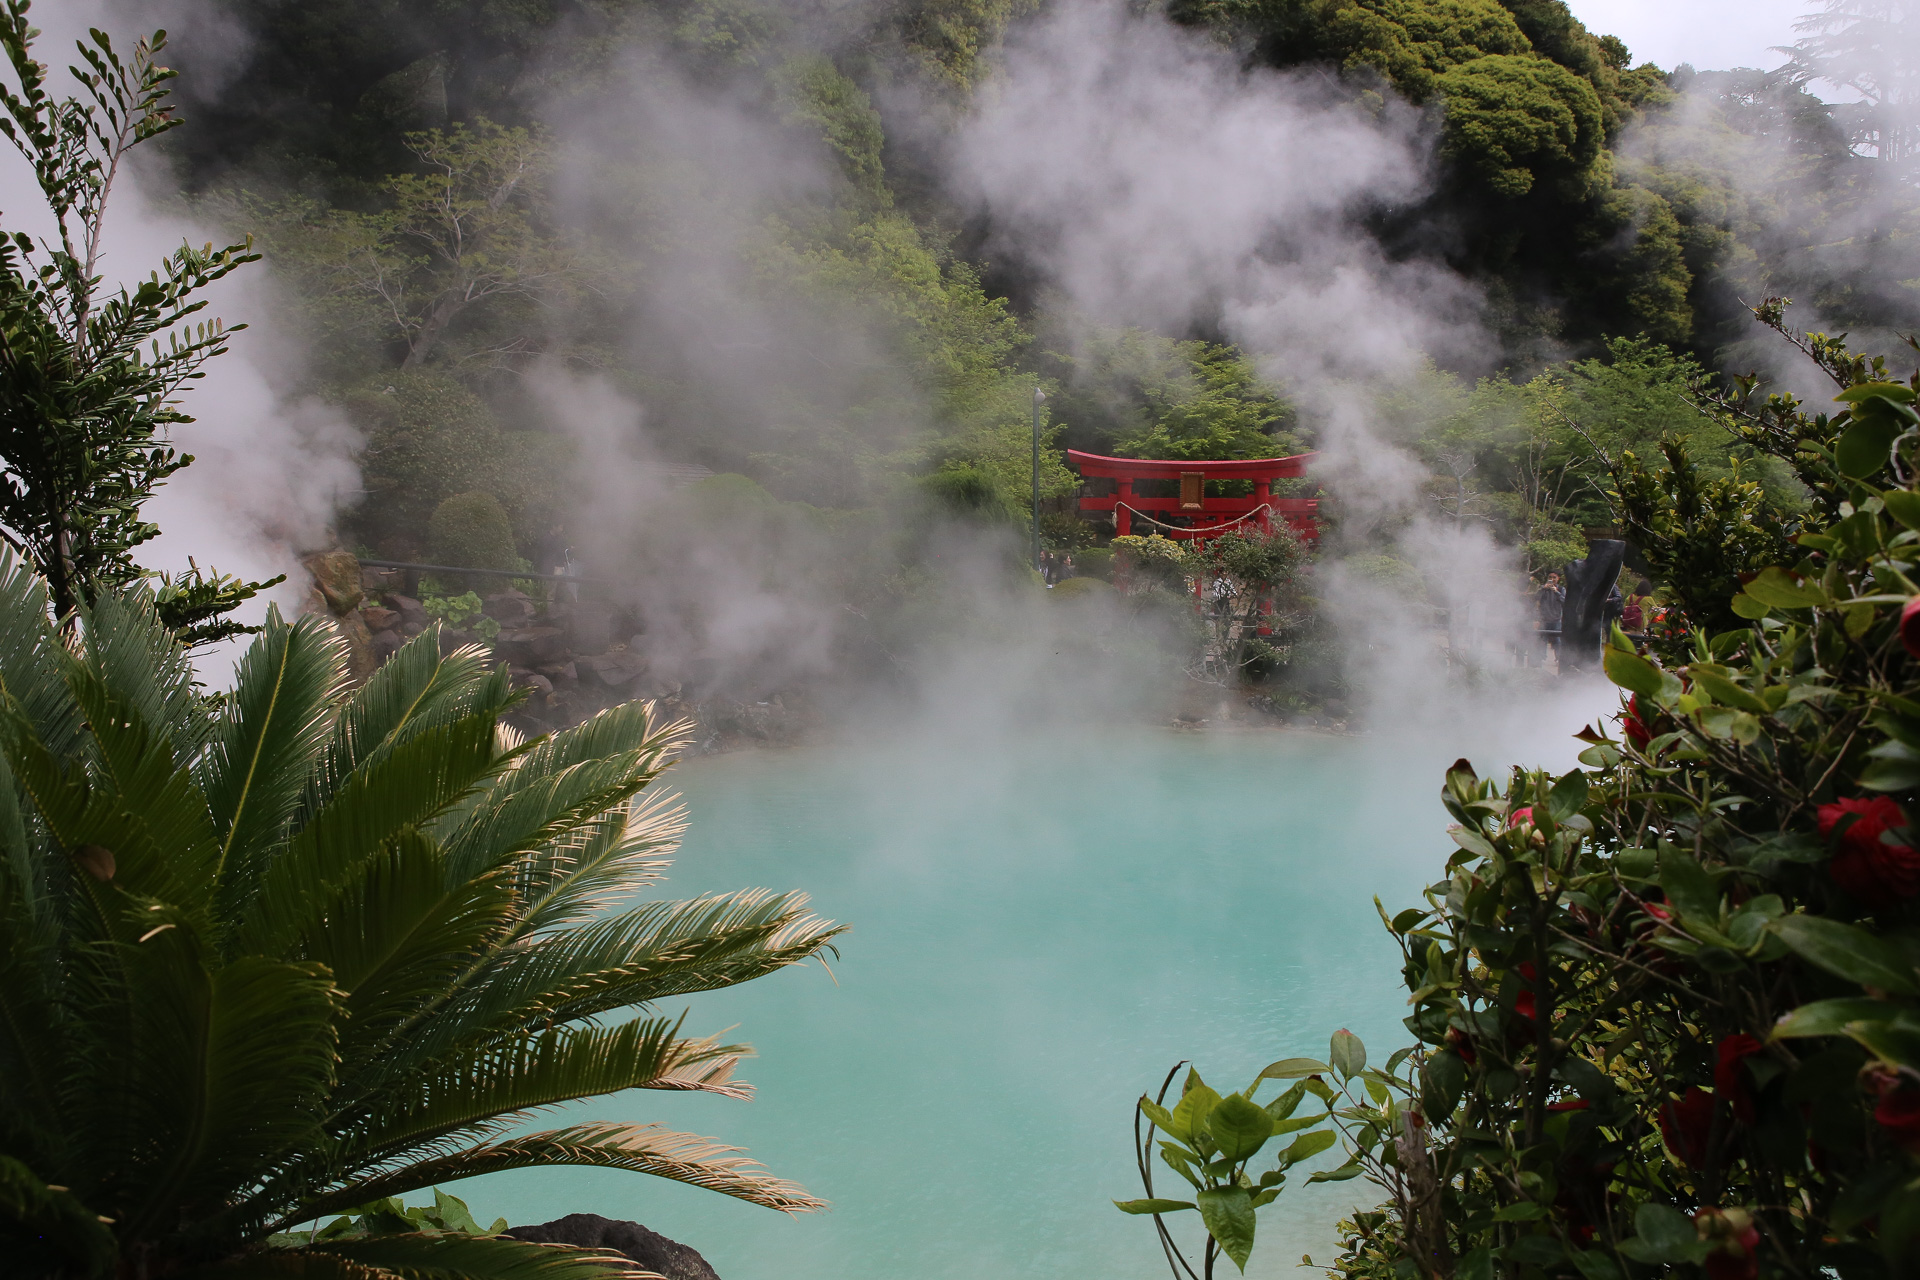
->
[298,550,813,753]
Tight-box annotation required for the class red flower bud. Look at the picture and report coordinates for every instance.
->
[1508,806,1533,827]
[1902,596,1920,659]
[1694,1208,1760,1280]
[1867,1068,1920,1155]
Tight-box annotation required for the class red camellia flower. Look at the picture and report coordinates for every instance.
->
[1694,1207,1760,1280]
[1902,596,1920,659]
[1816,796,1920,899]
[1622,694,1652,749]
[1508,806,1532,827]
[1714,1035,1765,1123]
[1660,1087,1714,1167]
[1445,1026,1477,1066]
[1512,961,1539,1022]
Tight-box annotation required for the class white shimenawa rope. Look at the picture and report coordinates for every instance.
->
[1114,501,1277,537]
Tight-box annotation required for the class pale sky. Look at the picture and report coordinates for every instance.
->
[1568,0,1816,74]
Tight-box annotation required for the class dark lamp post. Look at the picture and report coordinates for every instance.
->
[1032,386,1046,576]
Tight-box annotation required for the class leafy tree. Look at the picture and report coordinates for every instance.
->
[0,567,842,1278]
[0,4,275,629]
[258,119,573,370]
[1114,320,1920,1277]
[1779,0,1918,176]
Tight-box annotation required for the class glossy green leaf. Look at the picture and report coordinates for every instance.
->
[1328,1029,1365,1078]
[1256,1058,1328,1081]
[1771,916,1918,995]
[1205,1094,1273,1162]
[1691,670,1768,714]
[1546,770,1587,821]
[1838,381,1919,404]
[1304,1159,1363,1183]
[1837,417,1904,478]
[1113,1199,1195,1215]
[1279,1129,1336,1167]
[1884,489,1920,532]
[1602,645,1663,696]
[1658,845,1719,922]
[1196,1186,1256,1272]
[1730,591,1772,620]
[1744,566,1829,608]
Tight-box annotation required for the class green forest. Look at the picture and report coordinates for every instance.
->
[121,0,1918,581]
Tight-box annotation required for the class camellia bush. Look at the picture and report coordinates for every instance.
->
[1118,320,1920,1278]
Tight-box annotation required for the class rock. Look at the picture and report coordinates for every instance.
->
[360,565,405,595]
[302,549,363,615]
[497,626,568,665]
[506,1214,720,1280]
[332,611,377,685]
[483,589,536,626]
[383,593,429,631]
[510,669,554,696]
[362,605,399,632]
[370,629,404,662]
[580,648,647,689]
[296,586,328,619]
[568,601,615,652]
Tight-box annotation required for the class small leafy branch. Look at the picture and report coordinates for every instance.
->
[1117,1030,1416,1277]
[0,0,274,629]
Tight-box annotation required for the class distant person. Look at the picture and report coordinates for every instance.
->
[1536,572,1565,661]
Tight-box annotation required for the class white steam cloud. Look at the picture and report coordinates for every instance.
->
[948,0,1546,724]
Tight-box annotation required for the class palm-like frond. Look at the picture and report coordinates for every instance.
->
[302,1123,829,1219]
[195,1234,652,1280]
[0,553,840,1275]
[199,610,346,907]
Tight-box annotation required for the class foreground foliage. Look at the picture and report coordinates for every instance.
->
[0,2,276,636]
[1122,322,1920,1277]
[0,560,841,1278]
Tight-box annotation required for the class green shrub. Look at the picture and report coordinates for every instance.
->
[428,491,522,593]
[1048,576,1109,600]
[1074,547,1114,580]
[1119,322,1920,1276]
[345,371,566,557]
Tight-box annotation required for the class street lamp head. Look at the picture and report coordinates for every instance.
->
[1033,387,1047,406]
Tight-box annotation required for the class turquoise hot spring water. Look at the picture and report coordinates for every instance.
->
[460,708,1601,1279]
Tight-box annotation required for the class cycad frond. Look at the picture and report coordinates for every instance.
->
[310,1233,650,1280]
[331,1019,749,1175]
[199,610,346,906]
[0,561,838,1275]
[303,1122,828,1219]
[238,715,505,958]
[516,789,686,936]
[303,635,502,820]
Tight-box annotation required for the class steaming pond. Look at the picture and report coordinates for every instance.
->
[463,717,1595,1279]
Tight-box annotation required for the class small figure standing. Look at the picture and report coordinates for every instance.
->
[1536,571,1565,663]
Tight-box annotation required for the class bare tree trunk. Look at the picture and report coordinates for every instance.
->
[401,295,465,368]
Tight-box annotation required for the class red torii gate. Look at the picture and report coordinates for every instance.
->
[1066,450,1319,542]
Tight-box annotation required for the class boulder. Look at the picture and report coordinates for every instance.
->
[497,626,569,666]
[360,565,405,595]
[302,550,363,615]
[506,1214,720,1280]
[362,605,400,632]
[370,629,404,663]
[383,594,429,631]
[332,611,377,685]
[483,589,536,626]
